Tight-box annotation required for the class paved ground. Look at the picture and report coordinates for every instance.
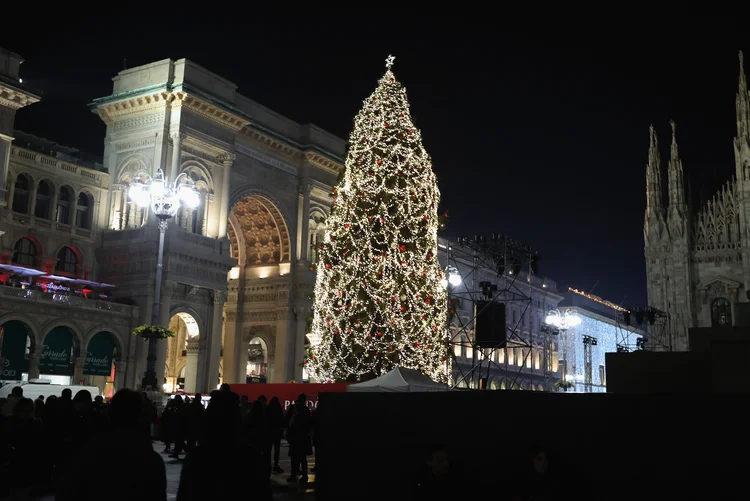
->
[162,444,316,500]
[34,443,315,501]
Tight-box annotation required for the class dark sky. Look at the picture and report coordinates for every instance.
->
[3,14,748,306]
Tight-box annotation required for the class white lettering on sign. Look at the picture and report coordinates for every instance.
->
[42,344,69,362]
[86,352,110,368]
[283,400,319,411]
[235,143,298,175]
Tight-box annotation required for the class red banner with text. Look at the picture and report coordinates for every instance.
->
[229,383,349,411]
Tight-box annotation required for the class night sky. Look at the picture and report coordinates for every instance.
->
[3,15,749,306]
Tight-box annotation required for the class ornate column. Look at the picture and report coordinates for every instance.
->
[296,180,312,262]
[273,306,296,383]
[0,134,13,207]
[184,338,200,393]
[113,358,127,392]
[217,153,235,238]
[200,289,226,393]
[27,350,41,380]
[154,280,174,392]
[110,185,125,230]
[169,132,184,182]
[72,356,85,384]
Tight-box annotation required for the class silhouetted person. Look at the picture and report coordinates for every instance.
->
[1,385,23,416]
[413,445,460,500]
[7,398,42,500]
[57,389,167,501]
[511,445,557,501]
[185,393,204,454]
[247,400,272,496]
[267,396,284,473]
[286,393,312,484]
[177,389,261,500]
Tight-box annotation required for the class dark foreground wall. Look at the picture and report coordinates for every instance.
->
[316,391,748,501]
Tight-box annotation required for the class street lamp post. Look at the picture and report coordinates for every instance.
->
[128,168,200,390]
[441,265,462,384]
[544,308,581,383]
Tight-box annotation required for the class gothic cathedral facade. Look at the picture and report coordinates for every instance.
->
[645,52,750,350]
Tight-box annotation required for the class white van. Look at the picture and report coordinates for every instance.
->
[0,380,100,401]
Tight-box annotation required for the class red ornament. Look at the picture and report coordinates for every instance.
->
[441,357,446,362]
[368,217,374,223]
[425,299,431,305]
[388,346,394,351]
[423,216,428,221]
[399,114,404,118]
[414,341,420,348]
[399,245,407,252]
[377,332,383,337]
[427,253,433,259]
[345,223,350,228]
[384,123,388,128]
[377,159,382,165]
[407,130,412,135]
[326,263,332,269]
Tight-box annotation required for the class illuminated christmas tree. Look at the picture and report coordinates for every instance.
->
[307,55,449,383]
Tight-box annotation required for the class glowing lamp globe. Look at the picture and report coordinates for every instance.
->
[178,184,200,209]
[149,178,165,197]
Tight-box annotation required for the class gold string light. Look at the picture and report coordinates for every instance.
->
[307,56,449,383]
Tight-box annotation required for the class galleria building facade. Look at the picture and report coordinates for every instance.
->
[0,47,344,394]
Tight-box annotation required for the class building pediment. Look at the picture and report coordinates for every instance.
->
[698,276,742,302]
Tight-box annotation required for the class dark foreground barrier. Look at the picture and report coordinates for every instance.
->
[316,391,748,501]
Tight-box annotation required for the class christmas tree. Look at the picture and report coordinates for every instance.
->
[307,55,449,383]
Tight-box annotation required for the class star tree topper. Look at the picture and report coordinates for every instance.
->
[385,54,395,70]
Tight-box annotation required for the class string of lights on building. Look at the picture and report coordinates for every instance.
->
[567,287,629,313]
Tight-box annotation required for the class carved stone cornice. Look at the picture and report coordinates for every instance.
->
[240,128,303,160]
[218,152,236,166]
[173,91,248,131]
[171,131,187,143]
[164,280,178,297]
[304,151,343,175]
[95,92,173,124]
[0,84,40,110]
[212,290,227,304]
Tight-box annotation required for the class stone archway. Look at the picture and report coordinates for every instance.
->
[0,320,35,381]
[229,194,291,271]
[83,331,121,398]
[165,312,201,393]
[223,193,293,384]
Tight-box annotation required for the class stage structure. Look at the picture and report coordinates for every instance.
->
[619,305,671,352]
[444,234,541,390]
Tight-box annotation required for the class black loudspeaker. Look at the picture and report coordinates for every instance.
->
[475,300,507,348]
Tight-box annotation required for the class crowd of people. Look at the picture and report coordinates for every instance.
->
[0,383,316,500]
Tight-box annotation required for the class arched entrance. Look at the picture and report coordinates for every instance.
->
[246,336,268,383]
[40,326,77,385]
[84,332,120,398]
[0,320,34,382]
[223,193,292,384]
[165,313,200,393]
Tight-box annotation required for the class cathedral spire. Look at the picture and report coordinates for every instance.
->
[645,124,664,239]
[736,51,750,145]
[646,124,663,214]
[668,120,686,210]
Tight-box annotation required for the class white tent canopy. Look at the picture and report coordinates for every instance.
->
[346,367,449,392]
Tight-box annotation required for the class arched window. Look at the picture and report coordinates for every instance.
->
[55,247,78,275]
[711,297,732,327]
[57,186,73,225]
[34,180,51,219]
[75,192,91,229]
[12,237,38,267]
[12,174,30,213]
